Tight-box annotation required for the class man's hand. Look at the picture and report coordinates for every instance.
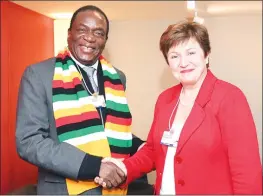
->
[94,158,127,189]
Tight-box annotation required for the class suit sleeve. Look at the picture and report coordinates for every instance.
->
[115,67,126,90]
[217,88,262,194]
[16,66,102,180]
[123,95,161,184]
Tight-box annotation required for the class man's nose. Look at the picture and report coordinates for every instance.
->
[83,31,96,42]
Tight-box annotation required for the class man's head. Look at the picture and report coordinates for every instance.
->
[67,5,109,65]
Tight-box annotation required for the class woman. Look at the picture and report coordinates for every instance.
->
[97,20,262,194]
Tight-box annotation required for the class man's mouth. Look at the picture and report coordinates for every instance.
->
[79,45,96,53]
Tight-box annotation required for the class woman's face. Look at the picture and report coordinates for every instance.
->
[167,38,208,86]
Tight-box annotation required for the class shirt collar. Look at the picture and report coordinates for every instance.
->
[69,51,98,70]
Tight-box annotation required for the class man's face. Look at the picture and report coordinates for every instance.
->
[68,10,107,65]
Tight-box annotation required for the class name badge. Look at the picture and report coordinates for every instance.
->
[91,93,106,108]
[160,130,177,147]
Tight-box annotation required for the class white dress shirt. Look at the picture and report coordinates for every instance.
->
[69,52,99,86]
[160,121,184,195]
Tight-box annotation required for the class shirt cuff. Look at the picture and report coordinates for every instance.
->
[77,154,102,180]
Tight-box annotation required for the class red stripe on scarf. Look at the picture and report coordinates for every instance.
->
[106,115,132,126]
[53,78,82,89]
[56,111,100,127]
[104,81,124,91]
[57,50,70,59]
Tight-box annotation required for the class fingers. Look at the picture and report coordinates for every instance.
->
[104,163,121,187]
[105,180,113,189]
[94,176,100,184]
[102,157,127,175]
[114,167,125,185]
[116,166,126,180]
[98,177,104,185]
[95,160,126,189]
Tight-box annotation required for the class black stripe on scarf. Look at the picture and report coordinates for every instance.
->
[57,55,74,65]
[110,145,132,154]
[53,84,84,95]
[57,118,102,135]
[106,108,132,119]
[103,76,123,85]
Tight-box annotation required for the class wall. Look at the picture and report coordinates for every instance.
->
[54,15,262,184]
[54,19,70,55]
[205,15,262,159]
[1,1,54,194]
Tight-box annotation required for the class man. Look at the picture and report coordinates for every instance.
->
[16,5,143,195]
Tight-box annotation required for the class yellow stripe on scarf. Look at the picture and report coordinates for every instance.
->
[105,88,125,97]
[105,122,131,133]
[66,139,127,195]
[54,104,97,119]
[66,139,109,194]
[54,71,82,82]
[100,59,112,68]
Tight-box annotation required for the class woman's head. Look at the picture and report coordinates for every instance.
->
[160,20,211,86]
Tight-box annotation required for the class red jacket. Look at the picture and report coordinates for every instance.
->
[123,70,262,194]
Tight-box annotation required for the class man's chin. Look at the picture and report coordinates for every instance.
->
[77,55,99,65]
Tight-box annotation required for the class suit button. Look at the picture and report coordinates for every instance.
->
[175,156,182,164]
[178,179,185,186]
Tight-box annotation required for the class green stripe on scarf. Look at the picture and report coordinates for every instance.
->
[53,91,89,102]
[103,70,120,80]
[55,60,75,69]
[58,125,103,142]
[106,100,130,112]
[108,137,132,147]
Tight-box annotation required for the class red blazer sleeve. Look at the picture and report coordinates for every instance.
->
[123,95,161,185]
[217,88,262,194]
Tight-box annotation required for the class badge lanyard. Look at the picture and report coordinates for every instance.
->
[168,88,183,133]
[75,64,105,128]
[160,88,183,147]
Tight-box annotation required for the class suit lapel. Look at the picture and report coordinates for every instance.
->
[158,70,217,155]
[175,70,217,154]
[176,103,205,154]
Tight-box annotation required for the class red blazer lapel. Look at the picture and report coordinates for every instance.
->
[176,70,218,154]
[159,70,218,155]
[176,103,205,154]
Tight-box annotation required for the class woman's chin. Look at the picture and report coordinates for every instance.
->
[181,79,197,86]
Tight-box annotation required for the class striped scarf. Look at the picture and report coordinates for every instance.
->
[52,49,132,195]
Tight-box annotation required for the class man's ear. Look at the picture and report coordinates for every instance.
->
[67,29,71,39]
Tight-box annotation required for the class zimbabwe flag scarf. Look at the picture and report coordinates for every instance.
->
[52,49,132,195]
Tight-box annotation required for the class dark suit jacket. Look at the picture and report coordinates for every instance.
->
[15,57,129,195]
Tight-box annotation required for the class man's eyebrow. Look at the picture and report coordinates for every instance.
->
[78,23,105,31]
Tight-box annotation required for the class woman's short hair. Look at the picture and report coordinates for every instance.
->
[160,20,211,64]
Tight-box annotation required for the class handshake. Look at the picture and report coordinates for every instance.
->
[94,157,127,189]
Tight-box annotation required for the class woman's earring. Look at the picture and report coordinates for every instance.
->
[205,57,209,64]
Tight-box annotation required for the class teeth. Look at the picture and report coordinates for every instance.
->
[81,46,94,52]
